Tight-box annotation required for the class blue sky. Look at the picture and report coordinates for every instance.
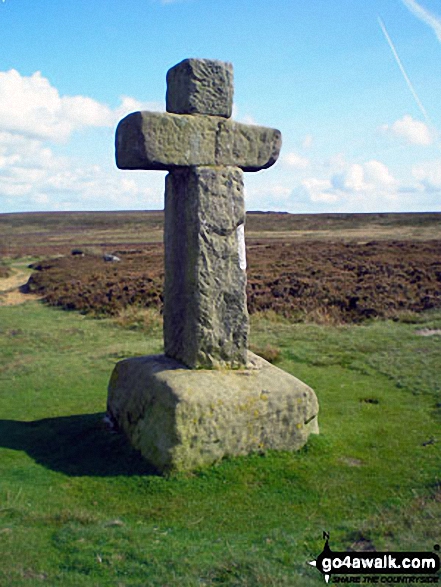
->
[1,0,441,213]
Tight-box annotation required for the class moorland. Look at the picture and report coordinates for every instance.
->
[0,210,440,586]
[1,210,440,323]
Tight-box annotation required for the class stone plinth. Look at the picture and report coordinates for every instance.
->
[107,352,319,474]
[164,166,248,369]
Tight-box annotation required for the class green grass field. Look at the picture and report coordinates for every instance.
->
[1,298,440,586]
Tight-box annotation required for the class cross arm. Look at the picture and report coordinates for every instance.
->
[116,111,282,172]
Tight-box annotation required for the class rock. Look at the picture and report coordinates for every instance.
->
[164,166,248,369]
[166,58,234,117]
[103,254,121,262]
[109,57,318,472]
[107,352,319,474]
[115,111,281,172]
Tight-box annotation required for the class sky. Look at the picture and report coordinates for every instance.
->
[1,0,441,214]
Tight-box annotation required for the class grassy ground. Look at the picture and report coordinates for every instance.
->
[1,299,440,586]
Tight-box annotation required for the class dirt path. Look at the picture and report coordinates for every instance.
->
[0,268,42,306]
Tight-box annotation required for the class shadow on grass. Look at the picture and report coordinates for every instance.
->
[0,413,159,477]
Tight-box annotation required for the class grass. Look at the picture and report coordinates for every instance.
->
[0,263,11,279]
[0,300,440,586]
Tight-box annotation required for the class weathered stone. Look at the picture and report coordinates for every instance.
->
[115,111,282,172]
[107,352,319,473]
[109,58,319,473]
[166,58,233,117]
[164,166,248,369]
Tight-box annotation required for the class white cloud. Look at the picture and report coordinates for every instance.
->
[0,69,163,144]
[0,70,110,142]
[412,158,441,191]
[364,160,396,187]
[245,152,409,213]
[332,160,397,193]
[324,152,347,170]
[400,0,441,42]
[0,69,437,214]
[245,182,290,202]
[334,163,365,192]
[113,96,164,123]
[0,141,165,209]
[0,69,166,211]
[0,132,61,168]
[282,152,310,169]
[0,128,161,208]
[301,178,338,203]
[240,114,258,126]
[275,158,400,212]
[382,115,433,145]
[0,133,60,198]
[33,194,50,205]
[232,104,261,127]
[302,134,313,150]
[239,148,440,213]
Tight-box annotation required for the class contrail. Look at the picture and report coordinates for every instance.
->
[378,16,431,125]
[400,0,441,43]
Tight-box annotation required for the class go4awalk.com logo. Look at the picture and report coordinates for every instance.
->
[308,533,440,584]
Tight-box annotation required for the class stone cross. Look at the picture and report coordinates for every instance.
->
[116,58,281,369]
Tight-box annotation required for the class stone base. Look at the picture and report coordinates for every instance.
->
[107,352,319,474]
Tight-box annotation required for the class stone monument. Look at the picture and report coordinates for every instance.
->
[107,58,319,473]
